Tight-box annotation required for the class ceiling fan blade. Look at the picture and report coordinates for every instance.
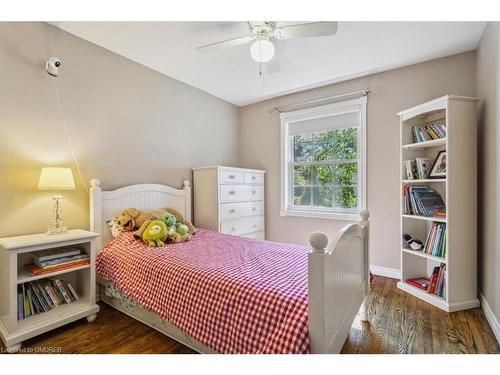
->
[196,36,252,53]
[264,59,280,74]
[275,22,338,40]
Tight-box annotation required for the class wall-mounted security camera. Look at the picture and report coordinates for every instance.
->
[46,57,61,77]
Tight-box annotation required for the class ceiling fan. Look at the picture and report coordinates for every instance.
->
[196,22,338,73]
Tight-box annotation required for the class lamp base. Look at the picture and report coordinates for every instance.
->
[47,194,68,235]
[47,226,68,235]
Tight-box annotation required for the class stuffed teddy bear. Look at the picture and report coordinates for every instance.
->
[142,220,168,247]
[116,207,196,240]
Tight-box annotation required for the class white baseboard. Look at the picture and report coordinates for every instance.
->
[370,265,401,280]
[479,292,500,345]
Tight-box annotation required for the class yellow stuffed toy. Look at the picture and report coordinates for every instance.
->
[141,220,168,247]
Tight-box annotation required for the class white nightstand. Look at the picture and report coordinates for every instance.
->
[0,229,100,353]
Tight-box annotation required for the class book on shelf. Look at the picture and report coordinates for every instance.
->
[32,247,82,263]
[406,277,430,290]
[17,278,79,320]
[66,283,79,301]
[54,278,72,304]
[433,210,446,218]
[428,264,446,298]
[405,158,433,180]
[17,291,23,320]
[25,258,90,276]
[403,185,446,217]
[415,158,433,179]
[423,222,447,258]
[21,284,30,319]
[35,253,89,268]
[428,267,440,294]
[404,160,417,180]
[411,122,447,143]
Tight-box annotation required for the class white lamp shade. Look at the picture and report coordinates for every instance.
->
[38,167,76,191]
[250,40,275,63]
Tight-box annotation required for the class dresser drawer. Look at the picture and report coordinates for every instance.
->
[220,185,264,203]
[220,216,264,236]
[241,231,265,240]
[219,170,244,184]
[244,172,264,185]
[220,201,264,220]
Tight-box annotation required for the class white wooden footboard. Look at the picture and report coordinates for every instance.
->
[308,210,370,353]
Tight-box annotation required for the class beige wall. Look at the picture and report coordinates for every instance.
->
[476,22,500,321]
[238,52,477,271]
[0,22,239,237]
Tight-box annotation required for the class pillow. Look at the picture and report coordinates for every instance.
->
[106,218,124,238]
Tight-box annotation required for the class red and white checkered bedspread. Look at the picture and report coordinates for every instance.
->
[96,229,310,353]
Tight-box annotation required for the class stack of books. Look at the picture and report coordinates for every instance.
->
[25,247,90,276]
[411,122,447,143]
[17,278,79,320]
[428,264,446,298]
[405,157,433,180]
[424,223,447,258]
[403,185,446,217]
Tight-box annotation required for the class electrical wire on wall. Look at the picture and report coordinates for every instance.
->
[46,57,88,193]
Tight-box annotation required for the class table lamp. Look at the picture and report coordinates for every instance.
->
[38,167,76,235]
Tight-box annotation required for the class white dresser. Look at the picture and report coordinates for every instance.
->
[193,166,265,240]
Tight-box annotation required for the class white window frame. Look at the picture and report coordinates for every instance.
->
[280,96,367,221]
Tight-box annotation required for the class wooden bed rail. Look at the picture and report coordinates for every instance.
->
[308,210,370,353]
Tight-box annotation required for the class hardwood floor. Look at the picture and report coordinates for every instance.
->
[2,277,498,354]
[342,277,498,354]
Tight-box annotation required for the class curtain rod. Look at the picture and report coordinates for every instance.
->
[269,88,371,114]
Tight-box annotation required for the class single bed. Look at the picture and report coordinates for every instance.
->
[90,179,370,354]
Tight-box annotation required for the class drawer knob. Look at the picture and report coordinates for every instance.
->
[253,224,257,228]
[252,175,256,180]
[252,207,257,212]
[231,227,236,232]
[229,190,236,195]
[229,175,235,179]
[252,190,256,194]
[229,209,236,213]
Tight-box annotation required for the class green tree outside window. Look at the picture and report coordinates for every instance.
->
[292,128,358,209]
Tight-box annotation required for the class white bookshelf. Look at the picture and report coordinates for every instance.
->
[0,229,100,352]
[397,95,479,312]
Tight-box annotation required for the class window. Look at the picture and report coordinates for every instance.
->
[280,97,366,220]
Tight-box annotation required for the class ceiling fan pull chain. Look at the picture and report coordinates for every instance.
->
[260,61,267,87]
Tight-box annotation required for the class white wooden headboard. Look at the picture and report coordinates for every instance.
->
[89,179,192,252]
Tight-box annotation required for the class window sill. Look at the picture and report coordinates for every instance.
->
[280,209,362,221]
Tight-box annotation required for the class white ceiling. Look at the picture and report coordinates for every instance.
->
[50,21,486,106]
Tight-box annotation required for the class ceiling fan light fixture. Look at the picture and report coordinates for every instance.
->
[250,39,275,63]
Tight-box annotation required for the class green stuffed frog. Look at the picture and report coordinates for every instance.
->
[162,213,177,226]
[142,220,168,247]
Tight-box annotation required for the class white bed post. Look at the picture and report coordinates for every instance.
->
[89,179,102,251]
[308,231,329,353]
[183,180,192,222]
[308,210,370,353]
[359,210,370,322]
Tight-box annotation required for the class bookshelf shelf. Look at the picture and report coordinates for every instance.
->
[397,281,448,309]
[401,179,446,184]
[402,138,446,150]
[401,248,446,264]
[15,299,91,332]
[402,214,446,223]
[17,263,91,284]
[398,95,479,313]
